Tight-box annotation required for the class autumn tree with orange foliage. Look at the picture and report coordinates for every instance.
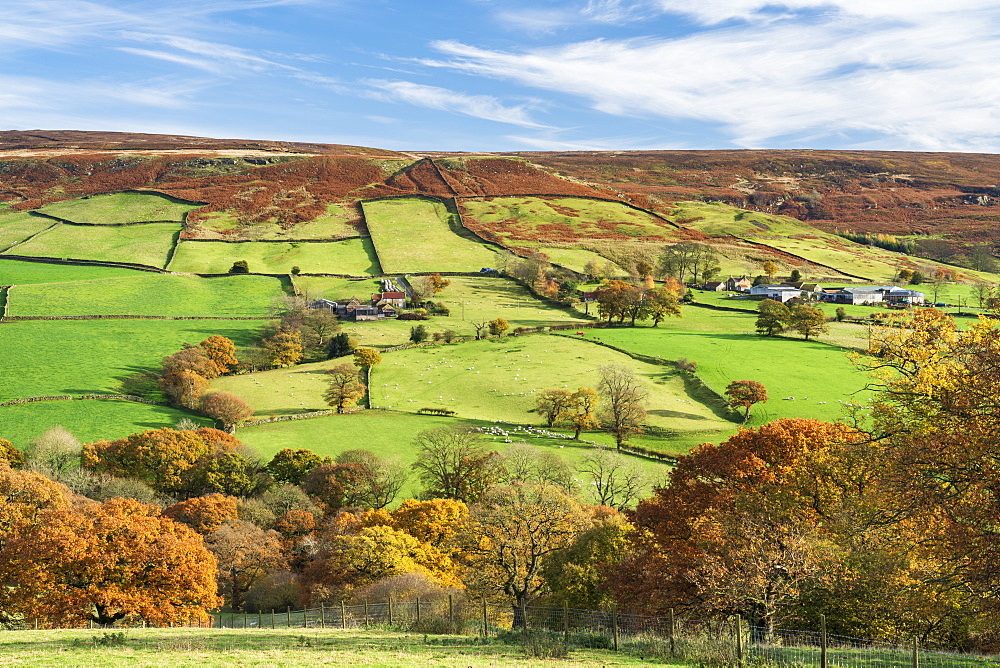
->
[206,519,288,611]
[83,427,243,497]
[724,379,768,422]
[200,335,239,373]
[609,419,866,638]
[163,493,240,534]
[0,438,25,469]
[0,460,70,541]
[0,498,220,626]
[200,391,254,431]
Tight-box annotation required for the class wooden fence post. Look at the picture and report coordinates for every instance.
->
[612,606,619,652]
[482,598,488,637]
[734,614,743,663]
[341,600,347,630]
[913,636,919,668]
[286,606,291,628]
[320,603,326,629]
[271,610,275,629]
[364,599,369,627]
[669,608,676,656]
[821,614,828,668]
[448,594,454,634]
[388,597,393,626]
[257,611,261,629]
[563,601,569,643]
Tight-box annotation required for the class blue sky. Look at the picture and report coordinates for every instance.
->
[4,0,1000,152]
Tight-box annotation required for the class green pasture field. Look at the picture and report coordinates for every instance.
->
[363,198,499,273]
[3,222,181,269]
[291,275,382,300]
[460,196,679,244]
[220,333,734,451]
[0,400,211,449]
[289,275,590,348]
[0,627,664,668]
[428,275,589,331]
[167,238,380,275]
[199,203,360,240]
[584,312,870,428]
[0,211,56,251]
[529,245,626,274]
[237,410,673,501]
[36,191,200,225]
[0,319,262,403]
[0,258,148,285]
[276,203,360,240]
[670,201,1000,285]
[670,201,810,237]
[6,273,289,317]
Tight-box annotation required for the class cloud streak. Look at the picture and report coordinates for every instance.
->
[365,80,551,128]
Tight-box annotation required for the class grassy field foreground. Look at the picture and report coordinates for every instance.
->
[0,627,671,667]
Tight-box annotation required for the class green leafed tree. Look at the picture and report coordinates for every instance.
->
[756,298,790,337]
[789,303,828,340]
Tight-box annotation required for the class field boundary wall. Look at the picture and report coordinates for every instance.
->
[0,219,61,254]
[178,235,365,244]
[356,201,386,275]
[0,253,167,273]
[0,394,168,407]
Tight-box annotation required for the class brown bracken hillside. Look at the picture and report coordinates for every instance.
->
[2,131,999,260]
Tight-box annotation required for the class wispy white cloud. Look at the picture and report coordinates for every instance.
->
[493,0,657,33]
[421,4,1000,150]
[0,73,198,113]
[649,0,1000,24]
[364,80,551,128]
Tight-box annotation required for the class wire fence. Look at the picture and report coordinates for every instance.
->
[12,600,1000,667]
[207,601,1000,667]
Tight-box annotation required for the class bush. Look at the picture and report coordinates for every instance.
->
[244,571,299,613]
[229,260,249,274]
[350,572,463,607]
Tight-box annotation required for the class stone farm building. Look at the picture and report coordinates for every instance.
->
[309,296,397,321]
[308,277,412,321]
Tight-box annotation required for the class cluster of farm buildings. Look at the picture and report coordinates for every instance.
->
[705,276,927,305]
[308,278,409,321]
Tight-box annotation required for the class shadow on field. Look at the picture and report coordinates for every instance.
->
[647,409,712,421]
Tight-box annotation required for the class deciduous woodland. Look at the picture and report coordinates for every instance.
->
[5,132,1000,653]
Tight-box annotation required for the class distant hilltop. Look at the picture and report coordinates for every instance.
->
[2,130,1000,262]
